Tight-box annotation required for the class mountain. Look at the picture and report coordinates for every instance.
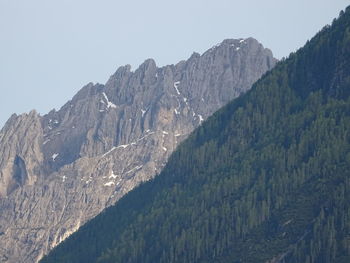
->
[0,38,276,262]
[40,6,350,263]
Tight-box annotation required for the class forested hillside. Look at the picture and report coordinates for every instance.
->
[41,6,350,263]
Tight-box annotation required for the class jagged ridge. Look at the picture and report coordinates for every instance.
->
[0,38,276,262]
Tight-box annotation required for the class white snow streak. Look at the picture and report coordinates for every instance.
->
[52,153,59,161]
[125,165,143,174]
[109,171,118,179]
[104,181,115,187]
[117,144,129,149]
[43,139,51,145]
[102,92,117,109]
[198,114,204,124]
[141,109,146,117]
[102,147,117,157]
[174,81,181,95]
[137,131,155,142]
[101,130,154,157]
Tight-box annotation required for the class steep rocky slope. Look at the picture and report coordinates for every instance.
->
[0,38,276,263]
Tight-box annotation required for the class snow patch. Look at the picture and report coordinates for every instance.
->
[43,139,51,145]
[109,171,118,179]
[102,144,129,157]
[52,153,59,161]
[102,147,116,157]
[117,144,129,149]
[174,109,180,115]
[174,81,181,95]
[162,147,167,151]
[62,176,66,182]
[162,131,169,135]
[198,114,204,124]
[236,47,240,51]
[239,39,245,43]
[125,165,143,174]
[102,92,117,109]
[283,219,293,226]
[102,130,154,157]
[104,181,115,187]
[141,109,146,117]
[137,131,154,142]
[175,133,181,137]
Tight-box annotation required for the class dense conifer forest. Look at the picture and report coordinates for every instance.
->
[41,6,350,263]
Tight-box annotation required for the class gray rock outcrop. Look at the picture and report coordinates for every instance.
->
[0,38,277,263]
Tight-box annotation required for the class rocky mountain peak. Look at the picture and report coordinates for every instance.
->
[0,37,276,263]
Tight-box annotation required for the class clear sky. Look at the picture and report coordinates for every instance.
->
[0,0,348,128]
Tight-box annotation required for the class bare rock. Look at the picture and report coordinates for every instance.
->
[0,38,277,263]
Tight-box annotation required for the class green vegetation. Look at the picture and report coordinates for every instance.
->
[41,6,350,263]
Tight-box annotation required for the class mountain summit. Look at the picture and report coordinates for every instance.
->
[0,38,276,262]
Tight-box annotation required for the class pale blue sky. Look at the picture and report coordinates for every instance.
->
[0,0,348,128]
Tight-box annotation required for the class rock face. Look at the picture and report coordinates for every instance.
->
[0,38,276,263]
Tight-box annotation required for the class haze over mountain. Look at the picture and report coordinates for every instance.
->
[0,38,276,262]
[41,6,350,263]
